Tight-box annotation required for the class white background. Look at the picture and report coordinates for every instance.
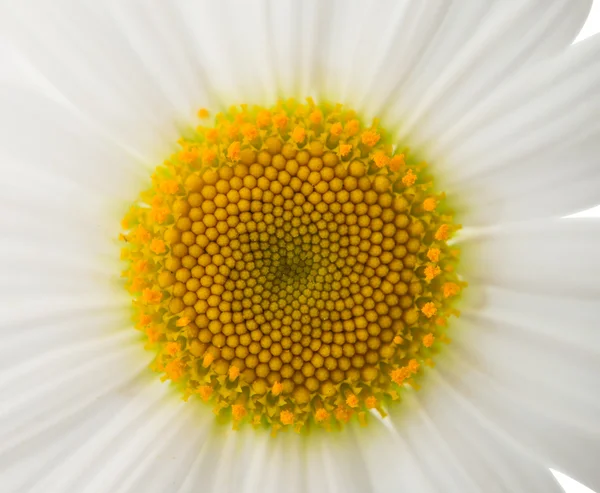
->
[540,4,599,493]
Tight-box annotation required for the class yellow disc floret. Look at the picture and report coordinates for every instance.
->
[120,99,464,433]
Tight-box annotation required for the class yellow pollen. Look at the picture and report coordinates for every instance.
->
[335,406,352,423]
[373,151,390,168]
[165,342,181,356]
[427,248,441,263]
[424,264,441,282]
[309,109,323,125]
[339,144,352,157]
[280,410,295,425]
[232,404,247,421]
[361,130,380,147]
[273,113,289,129]
[151,206,169,224]
[315,408,330,423]
[242,124,259,141]
[291,126,306,143]
[422,333,435,348]
[345,119,360,136]
[226,124,239,139]
[365,396,378,409]
[179,148,199,164]
[235,111,246,124]
[389,154,405,171]
[206,128,219,142]
[391,367,410,385]
[443,282,461,298]
[130,277,145,292]
[198,385,213,402]
[346,394,359,408]
[228,366,240,381]
[202,352,214,368]
[135,225,151,243]
[330,122,343,136]
[198,108,210,119]
[120,99,462,432]
[150,238,166,255]
[435,224,450,241]
[402,169,417,187]
[142,288,162,304]
[164,359,185,382]
[146,327,160,343]
[423,197,437,211]
[408,359,420,374]
[227,141,241,162]
[256,110,271,127]
[272,381,283,396]
[202,148,217,164]
[421,302,437,318]
[159,180,179,194]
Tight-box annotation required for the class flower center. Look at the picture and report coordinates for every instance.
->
[120,99,463,432]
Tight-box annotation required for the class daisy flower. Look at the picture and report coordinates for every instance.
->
[1,1,599,492]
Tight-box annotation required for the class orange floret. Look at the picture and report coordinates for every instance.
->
[291,126,306,143]
[150,238,166,255]
[389,154,405,171]
[423,198,437,211]
[198,385,213,402]
[361,130,380,147]
[427,248,441,263]
[227,141,241,162]
[422,333,435,348]
[402,169,417,187]
[330,122,343,136]
[339,144,352,157]
[424,264,441,282]
[373,151,390,168]
[346,394,359,408]
[421,302,437,318]
[232,404,247,420]
[280,410,295,425]
[435,224,450,241]
[443,282,461,298]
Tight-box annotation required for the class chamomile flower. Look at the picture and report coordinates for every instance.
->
[0,2,599,492]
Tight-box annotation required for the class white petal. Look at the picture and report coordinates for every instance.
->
[384,375,566,493]
[460,218,600,298]
[434,33,600,225]
[453,218,600,489]
[0,0,214,161]
[352,416,439,492]
[2,1,591,162]
[436,311,600,491]
[359,0,591,138]
[0,85,149,200]
[354,383,566,492]
[0,81,154,490]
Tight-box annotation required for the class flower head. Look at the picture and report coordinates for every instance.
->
[3,2,598,491]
